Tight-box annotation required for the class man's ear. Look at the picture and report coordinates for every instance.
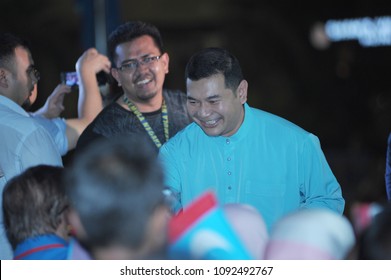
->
[67,208,88,239]
[111,68,121,87]
[161,52,169,74]
[237,79,248,104]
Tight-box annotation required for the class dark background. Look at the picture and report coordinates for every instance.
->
[2,0,391,215]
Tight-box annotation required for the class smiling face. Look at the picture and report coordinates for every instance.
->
[186,73,247,137]
[111,35,169,105]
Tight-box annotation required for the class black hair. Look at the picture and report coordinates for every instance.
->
[185,47,244,92]
[108,21,163,64]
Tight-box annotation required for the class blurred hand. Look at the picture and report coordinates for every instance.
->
[76,48,111,75]
[37,84,72,119]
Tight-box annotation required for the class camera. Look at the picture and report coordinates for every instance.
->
[60,71,109,87]
[60,72,78,87]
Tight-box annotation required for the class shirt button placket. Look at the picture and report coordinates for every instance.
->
[225,138,233,198]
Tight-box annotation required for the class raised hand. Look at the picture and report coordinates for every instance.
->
[33,83,71,119]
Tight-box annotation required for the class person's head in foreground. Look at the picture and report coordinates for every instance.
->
[64,136,170,259]
[223,203,269,259]
[357,203,391,259]
[3,165,69,259]
[264,208,355,260]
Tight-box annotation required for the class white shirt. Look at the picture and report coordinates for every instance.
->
[0,95,63,260]
[30,115,68,156]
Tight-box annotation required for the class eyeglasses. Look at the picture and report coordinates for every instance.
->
[117,55,162,73]
[28,65,40,81]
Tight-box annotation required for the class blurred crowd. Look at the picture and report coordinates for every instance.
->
[1,20,390,261]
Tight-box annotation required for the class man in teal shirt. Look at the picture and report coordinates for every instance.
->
[158,47,344,232]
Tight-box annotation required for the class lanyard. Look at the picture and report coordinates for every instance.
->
[123,95,169,148]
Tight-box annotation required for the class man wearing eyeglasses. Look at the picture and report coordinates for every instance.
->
[76,21,191,153]
[0,32,63,259]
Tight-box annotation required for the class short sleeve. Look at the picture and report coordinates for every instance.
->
[31,115,68,155]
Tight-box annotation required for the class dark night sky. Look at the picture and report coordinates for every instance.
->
[2,0,391,213]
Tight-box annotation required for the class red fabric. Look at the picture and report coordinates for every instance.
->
[168,191,216,242]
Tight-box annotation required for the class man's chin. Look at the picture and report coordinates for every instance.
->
[201,127,221,137]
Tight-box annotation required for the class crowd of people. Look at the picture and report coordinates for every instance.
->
[1,20,390,260]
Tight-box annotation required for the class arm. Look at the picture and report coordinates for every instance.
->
[31,84,71,118]
[159,142,183,213]
[300,134,345,214]
[30,84,71,156]
[63,48,111,150]
[19,127,63,169]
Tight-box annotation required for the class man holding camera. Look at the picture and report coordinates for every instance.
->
[0,32,64,260]
[30,48,110,155]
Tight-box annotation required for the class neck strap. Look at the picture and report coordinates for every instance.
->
[123,95,169,148]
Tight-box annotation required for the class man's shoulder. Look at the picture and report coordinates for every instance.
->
[1,114,62,163]
[87,102,130,127]
[250,106,310,136]
[163,89,187,103]
[96,101,126,117]
[1,109,47,136]
[163,122,199,146]
[76,102,134,151]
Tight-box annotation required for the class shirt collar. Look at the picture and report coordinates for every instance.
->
[230,103,252,141]
[0,95,30,117]
[207,103,252,144]
[14,234,68,259]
